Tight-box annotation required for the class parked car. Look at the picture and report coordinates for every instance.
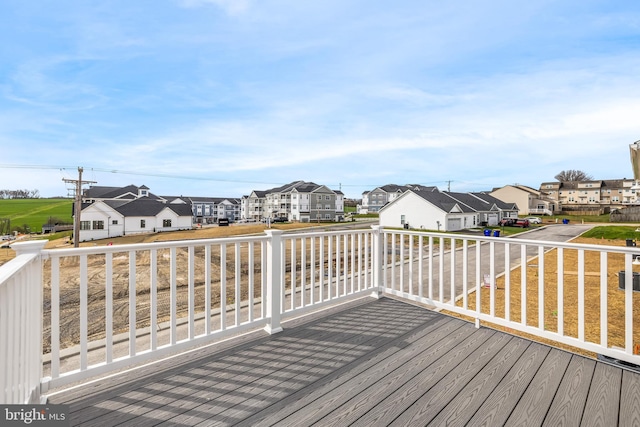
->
[513,219,530,228]
[524,216,542,224]
[218,218,230,226]
[499,218,516,226]
[272,217,288,223]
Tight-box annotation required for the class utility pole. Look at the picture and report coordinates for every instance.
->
[63,167,96,248]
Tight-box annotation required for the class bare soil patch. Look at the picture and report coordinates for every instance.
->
[450,236,640,358]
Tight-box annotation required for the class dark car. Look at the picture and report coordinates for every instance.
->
[218,218,230,226]
[272,217,288,223]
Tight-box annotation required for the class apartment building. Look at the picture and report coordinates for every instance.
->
[360,184,438,214]
[246,181,344,222]
[540,179,637,211]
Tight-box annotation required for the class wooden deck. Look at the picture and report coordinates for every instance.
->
[48,297,640,426]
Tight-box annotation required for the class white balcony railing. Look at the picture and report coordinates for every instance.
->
[1,226,639,404]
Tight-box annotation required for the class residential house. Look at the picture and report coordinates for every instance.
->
[490,184,556,216]
[379,188,518,231]
[444,191,519,226]
[83,184,166,203]
[77,198,193,242]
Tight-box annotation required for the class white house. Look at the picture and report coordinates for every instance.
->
[379,189,518,231]
[78,198,193,242]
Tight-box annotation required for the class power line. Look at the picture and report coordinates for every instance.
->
[0,163,477,193]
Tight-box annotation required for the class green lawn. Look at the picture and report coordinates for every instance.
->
[0,199,73,234]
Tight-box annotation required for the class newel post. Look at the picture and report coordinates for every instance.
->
[9,240,47,402]
[11,240,47,256]
[264,229,284,334]
[370,225,384,299]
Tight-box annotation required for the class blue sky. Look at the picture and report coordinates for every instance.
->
[1,0,639,199]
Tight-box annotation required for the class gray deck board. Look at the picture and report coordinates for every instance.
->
[47,297,640,427]
[406,336,532,427]
[544,356,595,426]
[505,348,572,426]
[620,369,640,427]
[582,362,622,427]
[465,342,550,426]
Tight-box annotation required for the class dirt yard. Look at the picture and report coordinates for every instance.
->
[451,236,640,358]
[6,224,638,360]
[3,223,328,352]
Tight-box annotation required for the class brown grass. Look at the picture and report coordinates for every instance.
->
[447,237,640,358]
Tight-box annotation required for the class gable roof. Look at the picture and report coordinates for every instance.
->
[469,192,518,210]
[409,189,475,213]
[85,198,193,217]
[84,184,164,201]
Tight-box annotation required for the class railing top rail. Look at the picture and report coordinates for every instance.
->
[283,228,375,239]
[42,234,269,257]
[0,252,40,286]
[381,227,638,254]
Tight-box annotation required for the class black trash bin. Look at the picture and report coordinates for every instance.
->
[618,271,640,291]
[626,239,637,247]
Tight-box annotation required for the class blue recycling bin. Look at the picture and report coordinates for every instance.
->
[483,229,491,236]
[493,230,500,237]
[562,218,569,224]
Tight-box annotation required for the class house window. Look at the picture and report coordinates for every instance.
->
[325,205,331,209]
[80,221,91,230]
[325,214,331,219]
[112,220,118,225]
[163,219,172,227]
[325,195,330,200]
[92,220,104,230]
[140,219,146,228]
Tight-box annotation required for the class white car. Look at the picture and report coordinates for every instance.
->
[524,216,542,224]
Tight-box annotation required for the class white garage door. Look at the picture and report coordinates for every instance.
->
[487,213,499,226]
[447,218,462,231]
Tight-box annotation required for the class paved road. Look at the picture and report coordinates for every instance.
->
[385,224,595,303]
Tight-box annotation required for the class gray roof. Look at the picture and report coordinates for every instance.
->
[84,199,193,217]
[410,189,475,213]
[84,184,164,201]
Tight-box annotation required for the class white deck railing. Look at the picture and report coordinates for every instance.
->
[0,241,47,404]
[1,225,639,404]
[381,229,640,367]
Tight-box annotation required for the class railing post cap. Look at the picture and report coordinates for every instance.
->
[264,229,284,237]
[371,224,382,231]
[11,240,47,255]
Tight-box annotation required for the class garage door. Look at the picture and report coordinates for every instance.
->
[487,213,499,226]
[447,218,462,231]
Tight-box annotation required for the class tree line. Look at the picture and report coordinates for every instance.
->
[0,189,40,199]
